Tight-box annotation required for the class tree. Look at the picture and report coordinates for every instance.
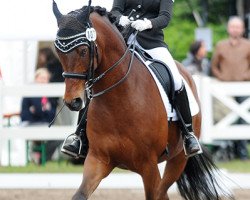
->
[182,0,246,24]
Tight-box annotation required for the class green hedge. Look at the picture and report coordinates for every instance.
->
[163,1,228,61]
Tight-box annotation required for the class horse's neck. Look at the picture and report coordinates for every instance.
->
[88,15,168,141]
[92,15,137,98]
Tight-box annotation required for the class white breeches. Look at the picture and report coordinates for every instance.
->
[128,36,183,90]
[143,47,183,90]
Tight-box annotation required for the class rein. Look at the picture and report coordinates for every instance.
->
[85,31,138,99]
[54,14,138,130]
[75,32,138,133]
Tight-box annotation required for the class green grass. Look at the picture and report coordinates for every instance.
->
[216,145,250,173]
[0,160,128,173]
[0,160,84,173]
[1,144,249,173]
[216,159,250,173]
[0,159,249,173]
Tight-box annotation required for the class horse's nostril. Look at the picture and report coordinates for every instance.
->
[67,98,83,111]
[72,98,83,110]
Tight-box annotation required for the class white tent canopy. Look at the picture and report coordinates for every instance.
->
[0,0,112,41]
[0,0,112,113]
[0,1,113,166]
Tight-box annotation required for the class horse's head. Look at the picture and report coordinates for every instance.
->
[53,1,127,111]
[53,1,98,111]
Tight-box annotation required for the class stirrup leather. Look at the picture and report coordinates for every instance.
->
[61,133,84,159]
[183,132,203,158]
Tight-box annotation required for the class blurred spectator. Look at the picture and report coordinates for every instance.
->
[37,47,74,126]
[21,68,57,123]
[182,40,210,75]
[37,47,64,83]
[20,68,61,164]
[211,16,250,160]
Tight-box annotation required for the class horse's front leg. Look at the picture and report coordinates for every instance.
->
[72,152,113,200]
[140,161,162,200]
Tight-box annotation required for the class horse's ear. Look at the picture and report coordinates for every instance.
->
[77,7,89,24]
[77,0,92,24]
[52,0,63,23]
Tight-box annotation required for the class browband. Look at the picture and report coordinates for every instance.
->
[54,28,96,53]
[55,37,90,53]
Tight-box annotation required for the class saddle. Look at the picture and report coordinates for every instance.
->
[132,46,175,106]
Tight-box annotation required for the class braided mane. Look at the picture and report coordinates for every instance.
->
[80,6,117,24]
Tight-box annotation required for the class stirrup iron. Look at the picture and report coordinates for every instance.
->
[61,133,83,159]
[183,133,203,158]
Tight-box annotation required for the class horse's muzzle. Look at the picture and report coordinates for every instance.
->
[65,97,83,111]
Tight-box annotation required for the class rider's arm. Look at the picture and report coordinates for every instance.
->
[150,0,173,29]
[111,0,125,20]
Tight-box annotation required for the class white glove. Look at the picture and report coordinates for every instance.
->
[131,18,152,32]
[119,15,131,27]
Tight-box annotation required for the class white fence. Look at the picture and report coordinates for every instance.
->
[195,76,250,143]
[0,82,75,165]
[0,76,250,165]
[0,82,75,139]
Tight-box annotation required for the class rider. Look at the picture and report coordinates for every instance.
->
[61,0,202,159]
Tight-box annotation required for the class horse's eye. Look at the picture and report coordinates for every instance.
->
[80,49,87,57]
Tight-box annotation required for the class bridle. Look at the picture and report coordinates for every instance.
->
[51,1,138,130]
[54,21,138,100]
[55,24,98,81]
[54,22,137,132]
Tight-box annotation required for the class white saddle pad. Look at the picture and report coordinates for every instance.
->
[134,52,200,121]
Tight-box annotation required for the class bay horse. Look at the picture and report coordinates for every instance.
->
[52,2,232,200]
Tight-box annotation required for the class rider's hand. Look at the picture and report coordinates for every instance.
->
[119,16,131,27]
[131,18,152,32]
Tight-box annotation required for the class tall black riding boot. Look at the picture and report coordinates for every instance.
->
[174,84,202,157]
[61,107,89,159]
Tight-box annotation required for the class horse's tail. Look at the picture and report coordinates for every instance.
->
[176,146,235,200]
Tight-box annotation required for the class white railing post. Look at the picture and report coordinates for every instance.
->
[0,80,3,129]
[0,80,4,164]
[199,76,213,144]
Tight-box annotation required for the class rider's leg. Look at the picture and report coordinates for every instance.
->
[174,83,202,157]
[144,47,201,157]
[61,107,89,159]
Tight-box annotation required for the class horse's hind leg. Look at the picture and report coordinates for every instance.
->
[140,161,162,200]
[72,153,113,200]
[156,152,187,200]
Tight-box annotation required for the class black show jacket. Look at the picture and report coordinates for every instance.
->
[111,0,173,49]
